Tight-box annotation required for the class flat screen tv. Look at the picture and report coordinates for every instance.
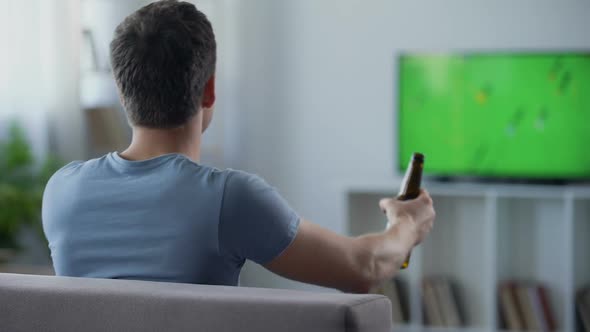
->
[398,52,590,181]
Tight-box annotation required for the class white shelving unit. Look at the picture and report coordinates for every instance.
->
[345,180,590,332]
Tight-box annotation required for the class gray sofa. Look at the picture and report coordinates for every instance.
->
[0,273,392,332]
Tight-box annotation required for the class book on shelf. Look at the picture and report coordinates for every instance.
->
[370,277,408,324]
[498,281,556,331]
[423,279,444,326]
[577,287,590,332]
[422,277,463,327]
[537,285,556,331]
[499,282,523,330]
[516,284,541,330]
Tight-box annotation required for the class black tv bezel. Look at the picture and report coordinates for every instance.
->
[394,49,590,184]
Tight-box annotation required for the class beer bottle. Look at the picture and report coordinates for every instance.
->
[398,152,424,269]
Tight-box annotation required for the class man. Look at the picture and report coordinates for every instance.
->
[42,0,435,293]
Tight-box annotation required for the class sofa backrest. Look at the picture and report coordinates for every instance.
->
[0,273,392,332]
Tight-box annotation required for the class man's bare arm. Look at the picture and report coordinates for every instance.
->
[264,190,435,293]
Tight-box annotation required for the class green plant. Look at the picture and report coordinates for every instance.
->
[0,123,62,250]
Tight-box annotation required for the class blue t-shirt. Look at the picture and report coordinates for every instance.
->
[42,152,300,286]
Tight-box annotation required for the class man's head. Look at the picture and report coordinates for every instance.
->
[110,0,216,130]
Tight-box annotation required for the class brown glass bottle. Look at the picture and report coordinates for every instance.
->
[397,152,424,269]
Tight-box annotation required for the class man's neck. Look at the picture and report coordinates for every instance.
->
[119,115,203,162]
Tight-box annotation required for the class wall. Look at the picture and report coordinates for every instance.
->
[231,0,590,290]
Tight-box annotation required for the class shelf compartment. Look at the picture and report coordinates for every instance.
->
[420,195,491,328]
[496,197,566,330]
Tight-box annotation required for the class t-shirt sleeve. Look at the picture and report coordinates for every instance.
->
[219,171,300,265]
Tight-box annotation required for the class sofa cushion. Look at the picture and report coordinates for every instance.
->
[0,273,392,332]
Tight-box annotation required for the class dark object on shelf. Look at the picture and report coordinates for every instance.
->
[499,282,524,330]
[577,287,590,332]
[498,281,556,331]
[422,277,464,327]
[537,285,557,331]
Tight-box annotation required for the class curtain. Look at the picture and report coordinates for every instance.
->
[0,0,84,161]
[0,0,47,159]
[41,0,84,161]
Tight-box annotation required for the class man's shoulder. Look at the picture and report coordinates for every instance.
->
[223,169,270,193]
[44,157,110,194]
[49,160,85,180]
[48,155,110,180]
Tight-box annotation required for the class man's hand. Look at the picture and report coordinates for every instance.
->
[379,189,435,246]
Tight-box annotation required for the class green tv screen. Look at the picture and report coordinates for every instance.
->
[398,52,590,180]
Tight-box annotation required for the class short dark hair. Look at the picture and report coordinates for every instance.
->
[110,0,216,128]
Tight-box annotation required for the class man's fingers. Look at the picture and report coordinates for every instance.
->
[420,189,433,204]
[379,198,394,213]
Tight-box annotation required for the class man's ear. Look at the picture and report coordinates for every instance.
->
[201,75,216,109]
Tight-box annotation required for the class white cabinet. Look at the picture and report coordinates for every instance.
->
[346,182,590,332]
